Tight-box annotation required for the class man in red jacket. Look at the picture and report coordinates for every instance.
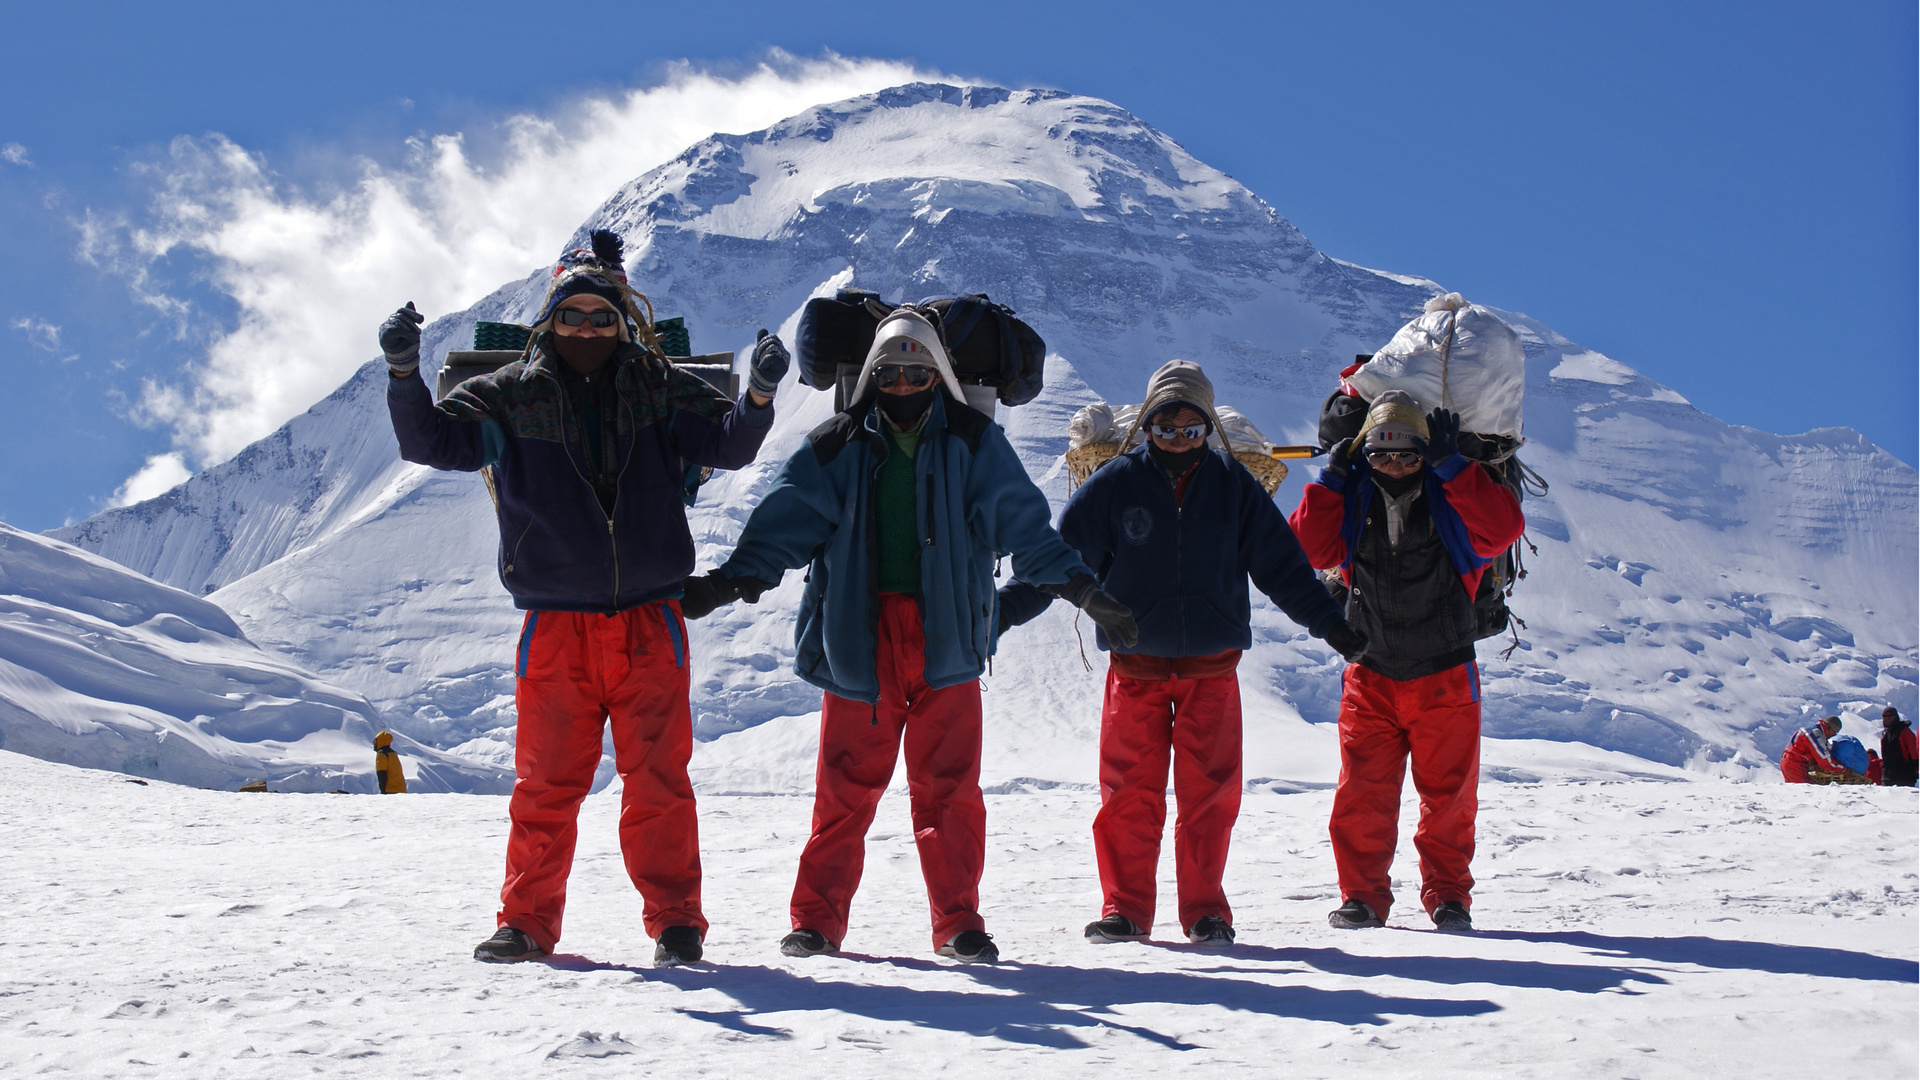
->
[1779,716,1844,784]
[1290,390,1524,933]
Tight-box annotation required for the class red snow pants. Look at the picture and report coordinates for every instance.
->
[790,594,987,950]
[499,603,704,951]
[1329,661,1481,920]
[1094,667,1243,933]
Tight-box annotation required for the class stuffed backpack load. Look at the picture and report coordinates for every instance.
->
[796,288,1046,411]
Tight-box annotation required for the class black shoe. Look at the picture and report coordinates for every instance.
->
[1084,914,1148,943]
[1186,915,1236,946]
[653,925,704,967]
[779,929,837,957]
[937,930,999,964]
[1327,899,1384,929]
[1431,901,1474,933]
[473,927,546,963]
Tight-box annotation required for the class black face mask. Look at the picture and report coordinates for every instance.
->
[878,388,935,425]
[552,333,620,373]
[1148,442,1207,477]
[1372,464,1426,496]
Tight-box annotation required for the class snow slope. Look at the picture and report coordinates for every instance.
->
[1,750,1913,1077]
[0,524,509,793]
[46,84,1919,790]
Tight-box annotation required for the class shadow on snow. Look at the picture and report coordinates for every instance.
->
[644,952,1499,1049]
[1476,930,1920,984]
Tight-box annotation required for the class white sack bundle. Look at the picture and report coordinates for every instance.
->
[1067,401,1273,453]
[1346,293,1525,439]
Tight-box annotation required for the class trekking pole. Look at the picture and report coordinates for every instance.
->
[1269,445,1327,460]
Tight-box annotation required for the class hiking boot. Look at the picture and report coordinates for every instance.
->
[1084,914,1148,943]
[1431,901,1474,933]
[779,929,837,957]
[937,930,999,964]
[1186,915,1236,946]
[473,927,546,963]
[1327,899,1384,929]
[653,925,704,967]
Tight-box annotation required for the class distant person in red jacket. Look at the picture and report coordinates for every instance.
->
[1290,390,1524,933]
[1779,716,1843,784]
[1881,707,1918,787]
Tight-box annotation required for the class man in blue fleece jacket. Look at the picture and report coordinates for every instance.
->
[682,309,1135,965]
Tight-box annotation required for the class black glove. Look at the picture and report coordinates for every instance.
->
[1047,574,1140,649]
[379,302,425,375]
[733,575,776,603]
[1319,436,1359,487]
[1322,619,1369,662]
[678,569,742,620]
[1423,408,1461,466]
[747,328,790,401]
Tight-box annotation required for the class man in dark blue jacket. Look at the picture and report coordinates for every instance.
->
[683,309,1134,964]
[382,230,786,968]
[1001,360,1364,946]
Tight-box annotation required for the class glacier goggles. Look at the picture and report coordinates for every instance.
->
[1365,450,1422,466]
[873,363,937,389]
[1149,422,1209,442]
[554,308,621,328]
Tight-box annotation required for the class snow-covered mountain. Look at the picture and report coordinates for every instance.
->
[0,523,511,792]
[49,84,1919,791]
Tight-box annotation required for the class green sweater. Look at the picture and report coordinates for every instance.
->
[875,419,923,594]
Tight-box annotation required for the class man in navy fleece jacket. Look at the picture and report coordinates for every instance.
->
[381,230,785,969]
[1000,360,1365,947]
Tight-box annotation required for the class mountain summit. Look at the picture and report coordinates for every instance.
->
[49,84,1918,789]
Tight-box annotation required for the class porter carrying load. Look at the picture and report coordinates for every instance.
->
[796,288,1046,416]
[1065,397,1290,495]
[1317,293,1543,642]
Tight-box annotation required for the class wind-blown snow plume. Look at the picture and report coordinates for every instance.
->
[84,53,940,487]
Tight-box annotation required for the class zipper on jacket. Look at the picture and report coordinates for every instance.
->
[503,517,534,577]
[537,353,634,613]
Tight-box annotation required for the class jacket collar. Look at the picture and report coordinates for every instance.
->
[525,334,646,382]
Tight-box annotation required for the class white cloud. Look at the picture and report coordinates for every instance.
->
[109,452,193,507]
[92,52,939,474]
[1,143,29,166]
[11,316,75,361]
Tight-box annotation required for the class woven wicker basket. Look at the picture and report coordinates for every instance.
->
[1066,441,1288,495]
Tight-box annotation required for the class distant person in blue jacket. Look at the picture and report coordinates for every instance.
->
[381,230,788,969]
[999,360,1366,946]
[679,309,1135,964]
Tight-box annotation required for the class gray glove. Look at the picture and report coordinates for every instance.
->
[1047,574,1140,649]
[747,328,790,401]
[379,302,425,375]
[1319,436,1359,488]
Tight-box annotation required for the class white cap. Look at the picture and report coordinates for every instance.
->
[849,309,968,404]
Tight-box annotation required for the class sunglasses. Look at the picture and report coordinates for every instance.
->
[1366,450,1421,466]
[1150,423,1208,441]
[873,364,936,389]
[555,308,620,328]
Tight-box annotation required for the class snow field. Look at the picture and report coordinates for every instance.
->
[2,750,1913,1078]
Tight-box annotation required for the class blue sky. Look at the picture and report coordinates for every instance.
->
[1,0,1912,530]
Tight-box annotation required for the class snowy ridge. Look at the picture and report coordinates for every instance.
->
[0,524,510,792]
[43,83,1919,792]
